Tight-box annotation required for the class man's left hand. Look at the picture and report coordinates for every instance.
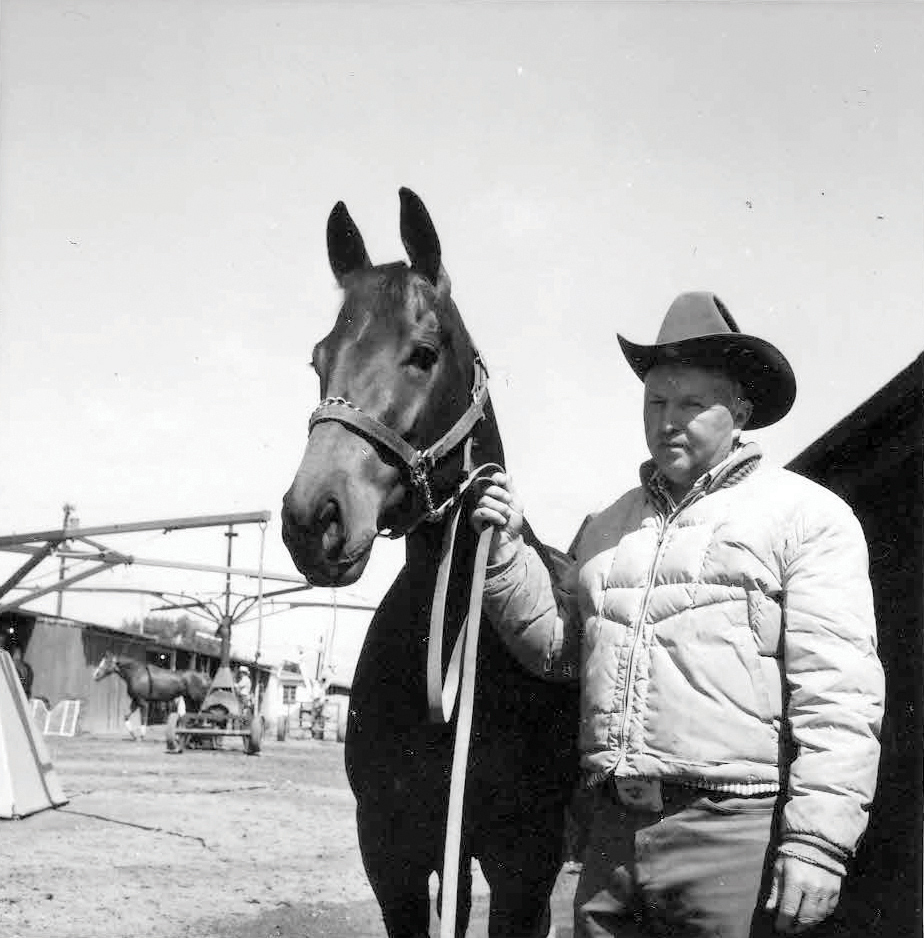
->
[766,855,841,933]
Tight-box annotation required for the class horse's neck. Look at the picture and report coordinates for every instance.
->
[116,659,142,680]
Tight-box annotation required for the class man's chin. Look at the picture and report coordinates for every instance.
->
[655,452,690,477]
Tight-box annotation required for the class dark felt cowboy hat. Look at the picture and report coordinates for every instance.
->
[617,291,796,429]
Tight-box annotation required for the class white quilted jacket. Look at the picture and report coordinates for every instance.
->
[482,442,884,869]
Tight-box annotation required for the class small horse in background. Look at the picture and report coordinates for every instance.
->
[93,651,210,740]
[10,646,33,699]
[282,188,579,938]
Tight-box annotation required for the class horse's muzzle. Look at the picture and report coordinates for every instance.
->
[281,488,374,587]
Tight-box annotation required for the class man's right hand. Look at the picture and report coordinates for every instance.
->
[470,471,525,568]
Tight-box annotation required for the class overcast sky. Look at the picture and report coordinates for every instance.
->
[1,1,921,670]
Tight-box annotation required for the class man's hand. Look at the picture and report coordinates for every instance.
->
[470,472,524,567]
[766,855,841,933]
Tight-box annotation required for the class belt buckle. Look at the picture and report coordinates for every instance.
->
[614,778,664,812]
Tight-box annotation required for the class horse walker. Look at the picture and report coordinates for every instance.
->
[166,521,267,755]
[165,614,263,755]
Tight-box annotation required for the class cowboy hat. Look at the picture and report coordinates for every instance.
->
[617,291,796,429]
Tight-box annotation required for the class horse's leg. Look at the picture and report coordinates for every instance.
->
[138,701,147,739]
[476,785,568,938]
[355,795,438,938]
[125,699,138,739]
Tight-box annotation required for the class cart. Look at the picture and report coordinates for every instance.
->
[165,609,263,755]
[165,665,263,754]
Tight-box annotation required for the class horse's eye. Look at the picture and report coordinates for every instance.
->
[407,344,439,373]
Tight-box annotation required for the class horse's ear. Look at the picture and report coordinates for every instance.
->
[399,187,444,288]
[327,201,371,284]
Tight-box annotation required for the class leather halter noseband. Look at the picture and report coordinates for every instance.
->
[308,354,493,535]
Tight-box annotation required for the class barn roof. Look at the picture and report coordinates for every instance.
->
[787,352,924,485]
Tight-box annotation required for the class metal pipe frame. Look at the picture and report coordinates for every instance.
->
[0,510,272,548]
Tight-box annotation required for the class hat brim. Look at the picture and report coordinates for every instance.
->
[617,333,796,429]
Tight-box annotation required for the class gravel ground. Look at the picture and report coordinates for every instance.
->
[0,730,578,938]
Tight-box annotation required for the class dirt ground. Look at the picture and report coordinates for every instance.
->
[0,729,579,938]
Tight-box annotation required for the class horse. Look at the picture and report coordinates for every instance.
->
[93,651,211,740]
[282,188,580,938]
[9,646,33,699]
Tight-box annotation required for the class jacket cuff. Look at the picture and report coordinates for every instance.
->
[778,837,848,878]
[484,541,528,587]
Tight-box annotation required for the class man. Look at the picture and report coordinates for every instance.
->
[234,666,253,710]
[472,292,884,937]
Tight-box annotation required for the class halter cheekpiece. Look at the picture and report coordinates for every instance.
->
[307,354,495,533]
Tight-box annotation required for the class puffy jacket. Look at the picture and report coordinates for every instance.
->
[482,442,884,872]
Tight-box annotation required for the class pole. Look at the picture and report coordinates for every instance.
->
[216,524,237,669]
[329,587,338,676]
[55,503,75,616]
[254,520,267,711]
[223,524,237,621]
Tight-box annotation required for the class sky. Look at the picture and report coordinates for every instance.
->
[1,1,921,673]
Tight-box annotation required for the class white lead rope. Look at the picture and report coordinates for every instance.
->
[421,458,504,937]
[439,524,493,938]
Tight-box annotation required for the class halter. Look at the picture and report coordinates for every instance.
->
[308,353,494,534]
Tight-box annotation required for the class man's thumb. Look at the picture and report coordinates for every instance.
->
[765,865,781,911]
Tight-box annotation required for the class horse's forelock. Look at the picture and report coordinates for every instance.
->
[338,264,468,350]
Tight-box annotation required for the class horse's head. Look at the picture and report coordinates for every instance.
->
[93,651,118,681]
[282,188,483,586]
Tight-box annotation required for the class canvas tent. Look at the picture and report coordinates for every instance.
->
[0,649,68,819]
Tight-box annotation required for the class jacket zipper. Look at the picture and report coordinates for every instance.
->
[615,488,701,758]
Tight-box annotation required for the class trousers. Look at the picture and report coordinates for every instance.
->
[573,782,780,938]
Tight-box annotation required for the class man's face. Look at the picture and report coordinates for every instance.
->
[643,363,750,496]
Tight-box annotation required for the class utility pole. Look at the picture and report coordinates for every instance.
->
[55,503,76,617]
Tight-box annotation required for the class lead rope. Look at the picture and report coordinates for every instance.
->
[439,523,493,938]
[426,458,503,721]
[423,451,503,938]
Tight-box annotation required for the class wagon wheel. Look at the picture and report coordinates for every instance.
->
[244,711,263,755]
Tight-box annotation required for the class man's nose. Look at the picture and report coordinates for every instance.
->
[659,404,680,434]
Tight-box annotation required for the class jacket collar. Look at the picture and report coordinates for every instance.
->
[641,440,763,512]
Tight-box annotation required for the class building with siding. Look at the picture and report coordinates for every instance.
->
[0,609,270,734]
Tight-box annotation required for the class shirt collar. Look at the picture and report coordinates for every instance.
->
[641,440,763,510]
